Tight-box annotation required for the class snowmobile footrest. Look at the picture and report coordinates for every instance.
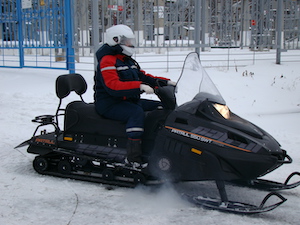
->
[182,192,287,214]
[36,169,137,188]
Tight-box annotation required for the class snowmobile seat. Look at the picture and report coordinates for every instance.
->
[55,73,127,142]
[64,101,127,137]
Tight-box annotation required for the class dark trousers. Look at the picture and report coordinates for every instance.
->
[101,99,161,139]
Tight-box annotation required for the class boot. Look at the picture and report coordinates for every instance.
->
[125,138,148,169]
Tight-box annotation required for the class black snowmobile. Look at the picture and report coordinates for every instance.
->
[16,52,299,214]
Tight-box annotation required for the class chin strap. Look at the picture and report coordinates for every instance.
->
[120,45,135,56]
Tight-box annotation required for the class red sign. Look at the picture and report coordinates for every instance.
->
[108,5,123,11]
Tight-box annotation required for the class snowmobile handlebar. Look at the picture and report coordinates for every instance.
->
[140,79,176,110]
[154,79,177,110]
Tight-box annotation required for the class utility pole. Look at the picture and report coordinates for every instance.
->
[195,0,201,54]
[201,0,207,52]
[134,0,143,53]
[78,0,89,56]
[240,0,250,48]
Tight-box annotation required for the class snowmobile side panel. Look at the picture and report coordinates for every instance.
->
[27,145,54,155]
[26,132,57,155]
[58,142,127,163]
[149,130,239,182]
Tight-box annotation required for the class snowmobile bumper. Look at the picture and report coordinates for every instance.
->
[278,151,293,164]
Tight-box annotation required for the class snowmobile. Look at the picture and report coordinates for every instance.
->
[16,52,300,214]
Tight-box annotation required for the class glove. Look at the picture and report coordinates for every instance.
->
[140,84,154,94]
[167,80,177,86]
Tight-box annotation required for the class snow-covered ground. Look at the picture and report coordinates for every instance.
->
[0,50,299,225]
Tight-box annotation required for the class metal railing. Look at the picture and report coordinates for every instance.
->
[0,0,74,71]
[74,47,300,73]
[1,0,300,72]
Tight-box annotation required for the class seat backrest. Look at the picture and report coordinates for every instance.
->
[56,73,87,99]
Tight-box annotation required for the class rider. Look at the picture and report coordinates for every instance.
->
[94,24,176,169]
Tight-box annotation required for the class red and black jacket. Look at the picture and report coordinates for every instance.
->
[94,44,168,114]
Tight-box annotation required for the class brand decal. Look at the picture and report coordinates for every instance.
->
[165,126,252,153]
[35,138,55,145]
[168,127,212,144]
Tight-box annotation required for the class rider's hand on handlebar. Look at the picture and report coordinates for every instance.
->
[140,84,154,94]
[167,80,177,86]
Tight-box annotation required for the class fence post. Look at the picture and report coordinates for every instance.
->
[92,0,100,71]
[65,0,75,73]
[201,0,206,52]
[195,0,201,54]
[16,0,24,68]
[276,0,283,64]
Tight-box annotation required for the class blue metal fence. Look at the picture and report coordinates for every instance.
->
[0,0,75,72]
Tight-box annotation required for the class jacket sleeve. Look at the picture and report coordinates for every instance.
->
[100,55,142,97]
[139,69,170,87]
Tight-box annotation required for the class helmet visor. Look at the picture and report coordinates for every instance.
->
[119,35,136,48]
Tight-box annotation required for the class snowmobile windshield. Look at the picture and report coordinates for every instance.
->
[175,52,226,108]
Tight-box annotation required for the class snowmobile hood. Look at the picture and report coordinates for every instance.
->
[175,97,278,146]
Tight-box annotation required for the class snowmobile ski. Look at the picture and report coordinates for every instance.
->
[231,172,300,191]
[182,192,287,214]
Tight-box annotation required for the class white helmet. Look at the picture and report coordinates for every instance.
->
[106,24,136,56]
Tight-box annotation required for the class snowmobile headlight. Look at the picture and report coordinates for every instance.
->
[213,103,230,119]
